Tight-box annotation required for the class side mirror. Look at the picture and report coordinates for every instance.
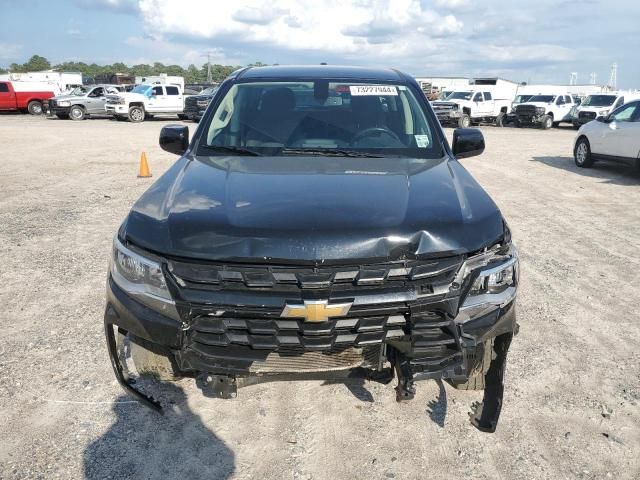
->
[160,125,189,155]
[452,128,485,159]
[596,115,606,122]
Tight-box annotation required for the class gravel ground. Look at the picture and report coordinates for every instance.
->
[0,113,639,480]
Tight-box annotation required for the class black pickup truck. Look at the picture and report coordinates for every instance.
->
[104,65,519,432]
[183,86,218,122]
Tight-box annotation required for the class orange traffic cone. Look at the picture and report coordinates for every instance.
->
[137,151,152,178]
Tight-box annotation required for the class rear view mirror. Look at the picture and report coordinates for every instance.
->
[160,125,189,155]
[452,128,485,159]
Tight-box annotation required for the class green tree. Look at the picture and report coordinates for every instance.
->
[23,55,51,71]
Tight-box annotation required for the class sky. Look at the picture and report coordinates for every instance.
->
[0,0,638,88]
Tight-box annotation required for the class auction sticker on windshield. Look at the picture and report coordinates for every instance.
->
[350,85,398,96]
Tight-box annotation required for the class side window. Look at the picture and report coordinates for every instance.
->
[484,92,492,100]
[166,86,179,96]
[612,97,624,110]
[473,92,483,102]
[0,82,9,93]
[556,96,565,105]
[565,95,572,104]
[610,102,638,122]
[89,87,104,97]
[152,86,164,96]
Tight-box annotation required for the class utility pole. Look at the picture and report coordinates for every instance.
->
[608,62,617,90]
[201,51,214,84]
[589,72,597,85]
[569,72,577,85]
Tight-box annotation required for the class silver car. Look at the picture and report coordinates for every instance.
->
[47,84,124,120]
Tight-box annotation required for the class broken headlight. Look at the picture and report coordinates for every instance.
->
[457,243,519,314]
[110,237,180,320]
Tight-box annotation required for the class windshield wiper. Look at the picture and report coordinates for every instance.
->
[280,148,384,158]
[201,145,262,156]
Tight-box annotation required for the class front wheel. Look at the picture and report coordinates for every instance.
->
[177,114,188,120]
[495,112,505,127]
[128,106,145,123]
[69,105,85,121]
[448,339,495,390]
[574,137,594,168]
[27,100,43,115]
[458,114,471,128]
[541,115,553,129]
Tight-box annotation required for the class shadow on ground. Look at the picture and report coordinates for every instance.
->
[83,383,234,480]
[426,380,447,428]
[531,156,640,186]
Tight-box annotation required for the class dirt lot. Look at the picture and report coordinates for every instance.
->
[0,114,639,480]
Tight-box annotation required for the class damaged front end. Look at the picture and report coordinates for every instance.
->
[104,234,518,432]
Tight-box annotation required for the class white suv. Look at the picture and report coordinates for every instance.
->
[574,100,640,170]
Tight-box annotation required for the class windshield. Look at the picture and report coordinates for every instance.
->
[131,84,151,94]
[200,80,441,158]
[447,91,472,100]
[513,94,532,104]
[528,95,556,103]
[70,86,91,95]
[201,87,218,95]
[581,95,616,107]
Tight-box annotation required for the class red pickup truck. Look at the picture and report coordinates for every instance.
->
[0,80,56,115]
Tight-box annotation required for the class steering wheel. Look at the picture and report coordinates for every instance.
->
[350,127,402,147]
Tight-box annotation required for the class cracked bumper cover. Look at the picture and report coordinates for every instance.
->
[104,273,517,429]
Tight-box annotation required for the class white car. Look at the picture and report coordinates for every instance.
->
[574,99,640,170]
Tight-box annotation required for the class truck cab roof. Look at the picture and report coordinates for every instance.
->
[234,65,407,82]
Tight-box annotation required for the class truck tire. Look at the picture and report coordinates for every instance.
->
[541,115,553,130]
[128,105,145,123]
[574,137,594,168]
[448,338,495,390]
[495,112,505,127]
[27,100,43,115]
[177,114,188,120]
[130,335,180,381]
[458,114,471,128]
[69,105,86,121]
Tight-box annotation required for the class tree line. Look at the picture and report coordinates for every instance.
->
[0,55,267,84]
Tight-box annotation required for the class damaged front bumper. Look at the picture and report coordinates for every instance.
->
[104,246,518,432]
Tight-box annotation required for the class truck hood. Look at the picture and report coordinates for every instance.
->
[519,102,552,108]
[51,94,84,102]
[122,155,504,263]
[432,100,468,108]
[115,92,146,101]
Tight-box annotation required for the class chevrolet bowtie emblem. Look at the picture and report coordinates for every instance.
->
[281,300,352,323]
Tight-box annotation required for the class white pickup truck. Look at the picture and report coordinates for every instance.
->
[105,83,187,122]
[431,90,511,128]
[512,93,576,129]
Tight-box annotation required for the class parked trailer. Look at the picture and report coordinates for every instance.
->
[0,80,57,115]
[0,71,82,93]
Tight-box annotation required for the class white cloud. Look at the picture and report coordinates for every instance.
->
[138,0,462,58]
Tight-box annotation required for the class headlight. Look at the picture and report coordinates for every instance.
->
[110,237,180,320]
[536,107,546,114]
[456,243,519,318]
[598,109,609,116]
[57,101,70,107]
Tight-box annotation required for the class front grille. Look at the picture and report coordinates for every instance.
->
[515,105,537,115]
[169,256,462,294]
[578,111,597,121]
[174,256,466,375]
[187,312,406,351]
